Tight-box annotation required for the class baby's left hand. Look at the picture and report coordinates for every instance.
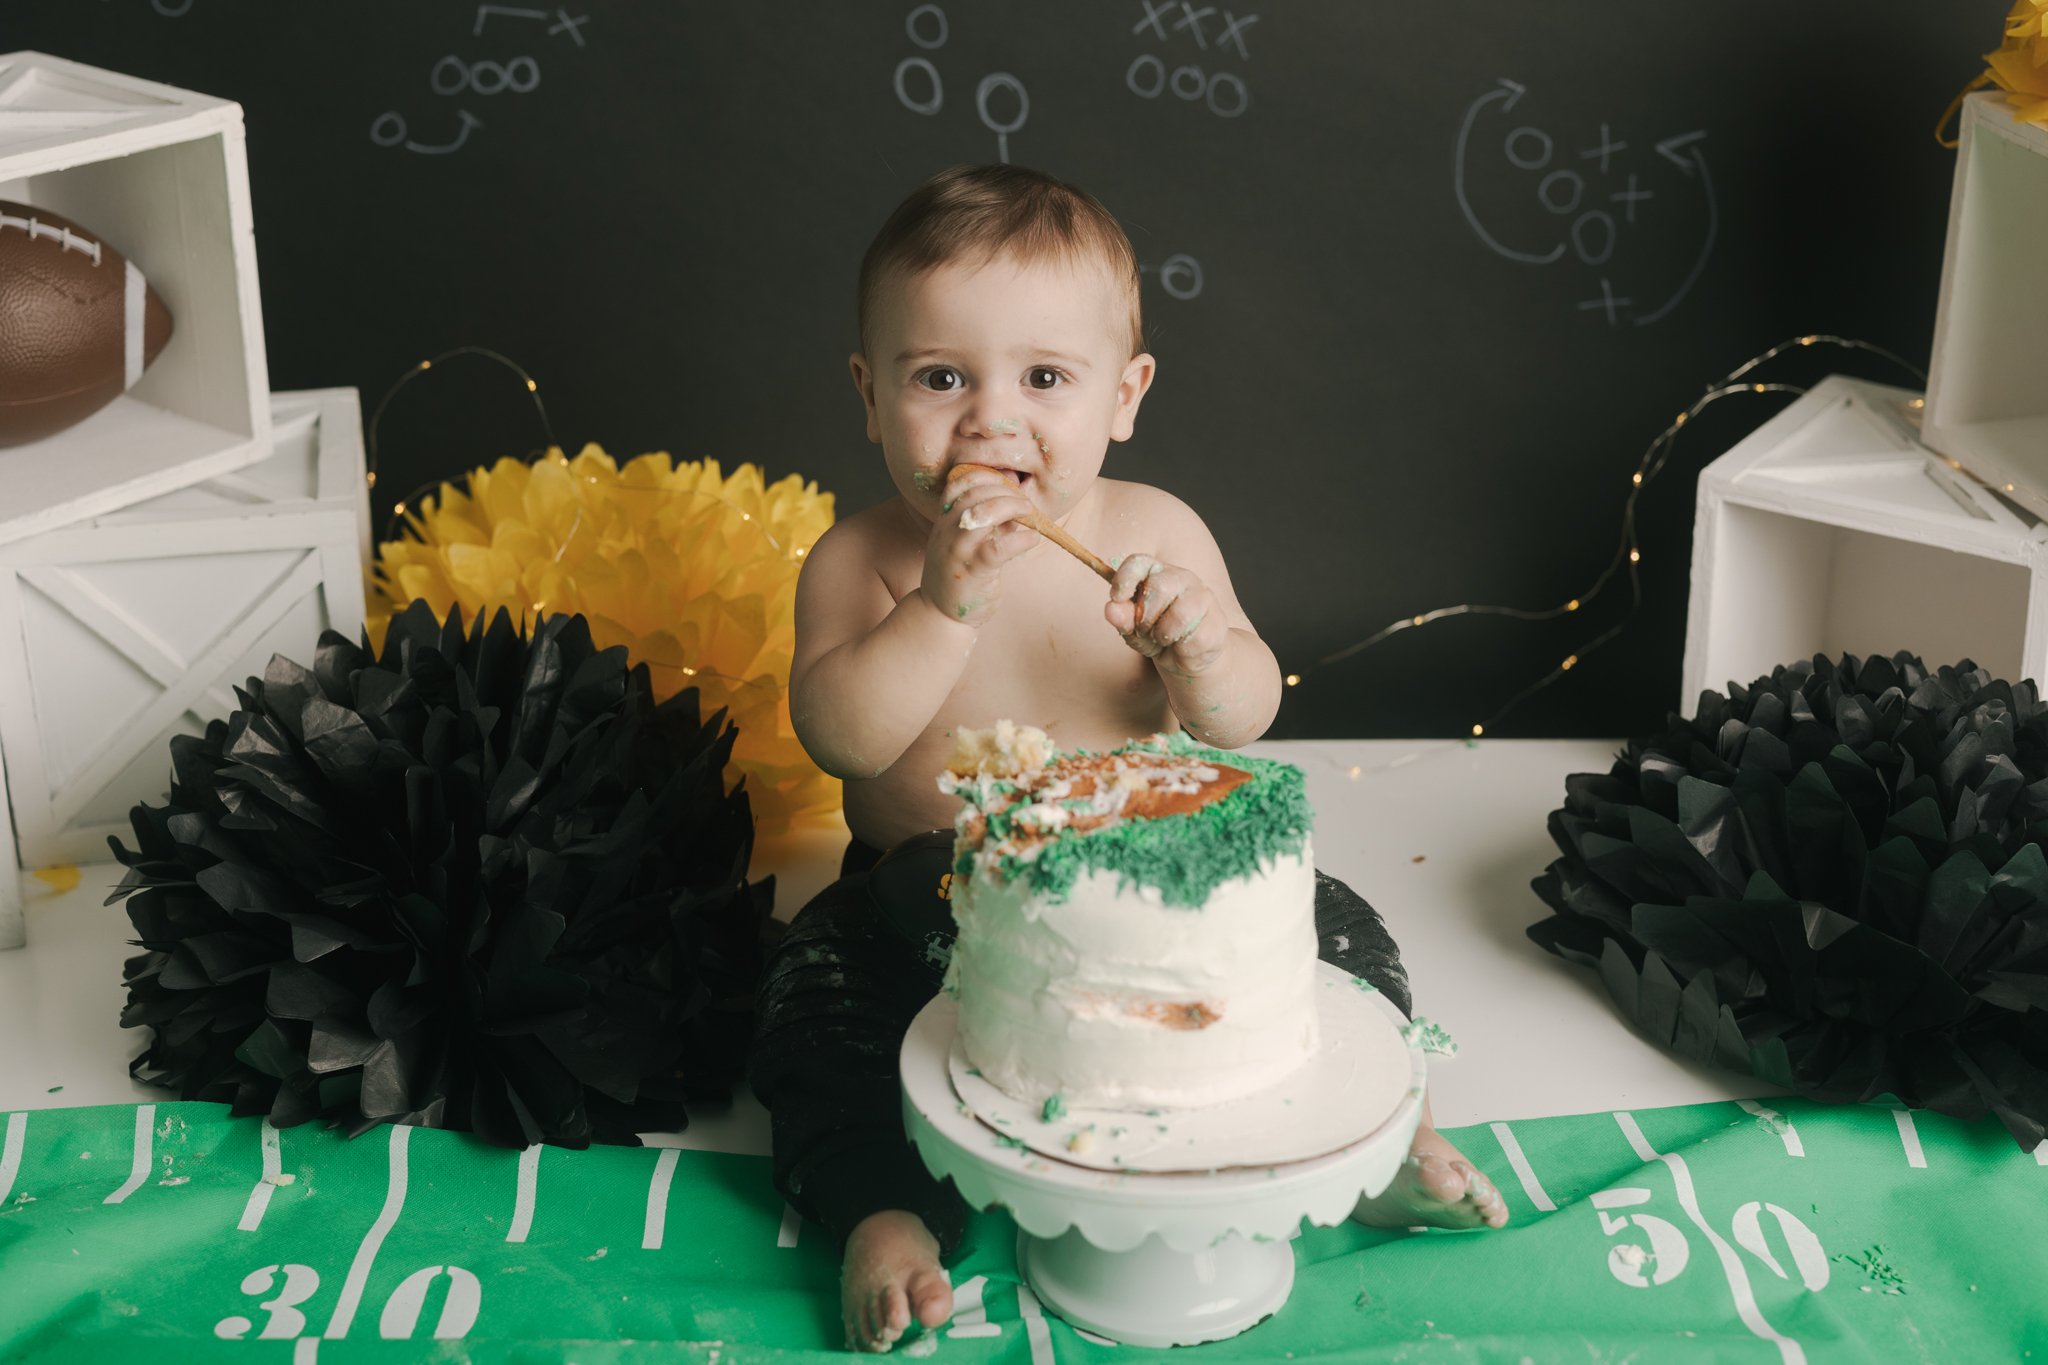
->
[1105,555,1228,675]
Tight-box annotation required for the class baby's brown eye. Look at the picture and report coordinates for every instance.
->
[919,368,961,392]
[1027,367,1062,390]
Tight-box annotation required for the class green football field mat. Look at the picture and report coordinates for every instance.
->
[0,1095,2040,1362]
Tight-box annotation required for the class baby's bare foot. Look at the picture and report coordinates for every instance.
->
[1352,1124,1509,1231]
[842,1210,954,1353]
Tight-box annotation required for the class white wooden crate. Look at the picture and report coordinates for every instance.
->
[1681,375,2048,715]
[0,50,270,549]
[0,389,368,948]
[1924,92,2048,521]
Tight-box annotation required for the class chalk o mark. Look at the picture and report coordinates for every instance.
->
[1571,210,1616,265]
[370,113,408,147]
[1159,254,1204,300]
[1504,125,1552,170]
[895,56,943,115]
[1170,64,1206,101]
[1127,53,1165,99]
[976,72,1028,163]
[1538,169,1584,215]
[906,3,948,49]
[1207,71,1249,118]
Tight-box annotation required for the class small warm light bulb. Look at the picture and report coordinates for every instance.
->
[2007,484,2017,493]
[1910,398,1926,410]
[393,500,408,516]
[1630,472,1643,486]
[682,666,697,676]
[1562,654,1578,670]
[795,546,808,557]
[741,512,752,521]
[526,378,538,392]
[366,470,378,489]
[1285,673,1301,687]
[1753,383,1768,394]
[1348,765,1362,778]
[1470,724,1484,738]
[1411,615,1425,626]
[530,600,544,613]
[1567,599,1581,611]
[1799,335,1817,346]
[1674,412,1689,428]
[1629,548,1642,564]
[417,359,433,372]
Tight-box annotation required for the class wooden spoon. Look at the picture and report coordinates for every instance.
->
[949,463,1115,581]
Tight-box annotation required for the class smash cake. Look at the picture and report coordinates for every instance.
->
[939,722,1320,1112]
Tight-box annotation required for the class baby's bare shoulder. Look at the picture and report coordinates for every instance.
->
[1087,477,1216,549]
[804,498,918,575]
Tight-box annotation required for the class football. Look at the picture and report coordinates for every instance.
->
[0,199,175,447]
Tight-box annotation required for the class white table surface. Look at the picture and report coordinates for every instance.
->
[0,738,1766,1153]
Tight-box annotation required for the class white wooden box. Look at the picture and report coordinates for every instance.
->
[0,50,270,549]
[1681,375,2048,715]
[0,389,368,948]
[1924,92,2048,520]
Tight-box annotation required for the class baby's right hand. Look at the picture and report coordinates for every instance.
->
[922,465,1036,627]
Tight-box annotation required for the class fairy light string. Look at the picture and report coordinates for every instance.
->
[1293,334,1929,739]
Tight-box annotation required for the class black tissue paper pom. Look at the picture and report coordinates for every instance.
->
[111,600,775,1149]
[1530,651,2048,1151]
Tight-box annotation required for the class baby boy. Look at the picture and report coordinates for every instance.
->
[748,164,1506,1355]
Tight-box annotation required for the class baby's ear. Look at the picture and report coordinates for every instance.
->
[849,352,881,443]
[1109,352,1158,442]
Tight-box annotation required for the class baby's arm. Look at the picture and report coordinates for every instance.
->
[790,471,1036,778]
[1103,493,1281,749]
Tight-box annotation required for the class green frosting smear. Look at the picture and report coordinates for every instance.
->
[956,732,1312,908]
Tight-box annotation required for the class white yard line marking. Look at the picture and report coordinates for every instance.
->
[238,1122,283,1232]
[947,1275,995,1339]
[104,1104,155,1204]
[1893,1110,1926,1168]
[293,1338,319,1364]
[2036,1143,2048,1167]
[1615,1112,1803,1365]
[1736,1100,1805,1157]
[508,1145,541,1243]
[322,1125,412,1340]
[776,1202,802,1249]
[0,1113,26,1204]
[642,1148,681,1250]
[1488,1121,1556,1211]
[1016,1282,1057,1364]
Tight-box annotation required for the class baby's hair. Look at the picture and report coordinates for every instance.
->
[856,163,1144,362]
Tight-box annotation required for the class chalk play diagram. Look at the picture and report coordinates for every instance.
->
[0,1095,2039,1362]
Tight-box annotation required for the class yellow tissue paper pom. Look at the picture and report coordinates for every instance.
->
[367,446,839,833]
[1989,0,2048,127]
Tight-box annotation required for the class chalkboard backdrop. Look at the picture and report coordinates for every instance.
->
[3,2,2007,739]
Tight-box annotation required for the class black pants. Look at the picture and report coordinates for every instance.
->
[748,835,1412,1259]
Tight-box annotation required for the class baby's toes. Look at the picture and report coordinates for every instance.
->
[907,1266,954,1329]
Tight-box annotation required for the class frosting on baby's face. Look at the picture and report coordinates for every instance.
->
[849,250,1155,525]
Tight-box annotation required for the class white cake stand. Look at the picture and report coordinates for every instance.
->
[900,961,1427,1348]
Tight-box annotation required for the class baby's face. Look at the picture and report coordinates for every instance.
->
[852,250,1154,522]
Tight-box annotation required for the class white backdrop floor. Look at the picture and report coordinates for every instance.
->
[0,738,1769,1152]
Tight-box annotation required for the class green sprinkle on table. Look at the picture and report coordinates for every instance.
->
[1040,1093,1066,1122]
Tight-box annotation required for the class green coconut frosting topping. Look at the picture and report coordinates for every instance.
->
[940,725,1312,907]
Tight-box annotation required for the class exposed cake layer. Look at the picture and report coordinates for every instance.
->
[940,726,1320,1111]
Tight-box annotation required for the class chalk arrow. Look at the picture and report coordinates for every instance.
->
[1654,130,1709,176]
[1454,79,1563,266]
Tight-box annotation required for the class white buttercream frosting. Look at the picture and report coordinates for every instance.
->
[948,836,1322,1110]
